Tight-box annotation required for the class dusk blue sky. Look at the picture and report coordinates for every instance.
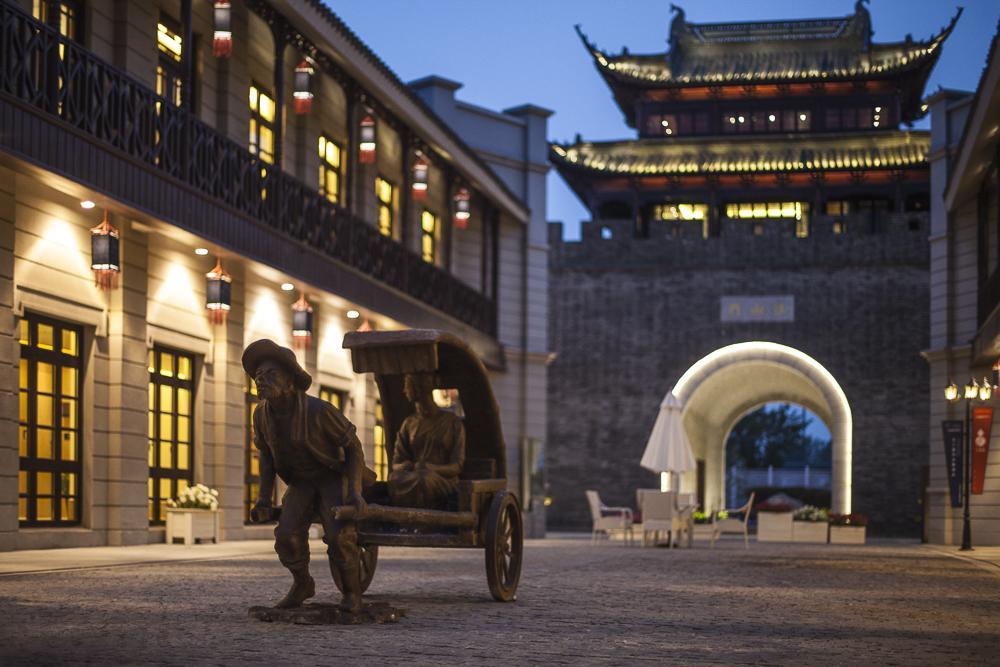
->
[329,1,1000,239]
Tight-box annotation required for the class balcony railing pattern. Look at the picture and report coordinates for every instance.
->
[0,2,496,335]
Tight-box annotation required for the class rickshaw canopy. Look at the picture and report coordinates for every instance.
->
[343,329,507,479]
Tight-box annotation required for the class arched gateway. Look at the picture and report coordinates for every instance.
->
[668,342,852,515]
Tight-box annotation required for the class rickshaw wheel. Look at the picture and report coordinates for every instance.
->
[333,543,379,594]
[485,491,523,602]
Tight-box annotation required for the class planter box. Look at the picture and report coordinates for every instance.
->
[792,521,829,543]
[829,525,866,545]
[692,524,714,540]
[166,508,222,545]
[757,511,793,542]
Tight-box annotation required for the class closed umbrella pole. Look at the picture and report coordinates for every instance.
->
[640,393,696,481]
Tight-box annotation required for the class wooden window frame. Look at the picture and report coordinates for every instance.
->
[249,83,276,164]
[34,0,83,42]
[420,209,439,264]
[375,175,395,238]
[156,13,185,108]
[18,313,84,527]
[318,134,342,204]
[319,385,348,412]
[148,346,195,525]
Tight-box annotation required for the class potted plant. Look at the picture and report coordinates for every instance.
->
[792,505,830,543]
[756,500,795,542]
[829,513,868,545]
[165,483,222,545]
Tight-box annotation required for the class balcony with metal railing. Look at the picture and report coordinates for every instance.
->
[0,1,496,336]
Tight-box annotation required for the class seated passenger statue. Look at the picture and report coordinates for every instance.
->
[388,373,466,509]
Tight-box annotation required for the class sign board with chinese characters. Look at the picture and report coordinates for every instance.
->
[720,296,795,323]
[971,407,993,495]
[941,420,963,508]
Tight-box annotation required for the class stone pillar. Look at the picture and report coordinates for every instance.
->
[0,166,17,551]
[205,264,248,537]
[99,219,149,546]
[112,0,157,89]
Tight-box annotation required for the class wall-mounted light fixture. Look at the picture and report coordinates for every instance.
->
[205,258,232,325]
[90,209,120,290]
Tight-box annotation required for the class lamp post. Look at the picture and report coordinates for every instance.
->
[944,376,993,551]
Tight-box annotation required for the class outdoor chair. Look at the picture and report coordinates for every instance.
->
[710,492,755,549]
[636,490,689,547]
[585,490,634,545]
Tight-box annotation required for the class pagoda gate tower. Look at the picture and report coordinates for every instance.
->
[548,2,961,536]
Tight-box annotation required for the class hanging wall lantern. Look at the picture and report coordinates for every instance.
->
[205,258,232,324]
[359,114,376,164]
[453,188,471,229]
[293,59,314,114]
[412,154,429,201]
[291,293,314,349]
[213,1,233,58]
[90,209,120,290]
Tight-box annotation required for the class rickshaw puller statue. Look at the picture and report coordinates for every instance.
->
[243,339,375,614]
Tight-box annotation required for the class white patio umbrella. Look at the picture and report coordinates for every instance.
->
[640,393,696,490]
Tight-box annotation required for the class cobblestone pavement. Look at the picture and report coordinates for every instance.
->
[1,537,998,665]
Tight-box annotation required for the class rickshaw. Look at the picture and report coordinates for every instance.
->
[334,329,523,602]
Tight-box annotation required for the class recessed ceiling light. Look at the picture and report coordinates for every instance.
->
[346,309,360,319]
[80,200,96,209]
[194,248,209,256]
[281,283,294,291]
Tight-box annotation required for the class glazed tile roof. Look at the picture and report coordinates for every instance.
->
[549,131,929,177]
[590,40,947,86]
[576,6,960,88]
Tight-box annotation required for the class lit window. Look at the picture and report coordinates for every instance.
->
[148,347,195,525]
[34,0,80,41]
[373,399,387,481]
[600,226,613,240]
[726,202,806,221]
[18,314,83,526]
[825,201,850,216]
[653,203,708,221]
[833,221,845,235]
[156,16,184,108]
[249,85,276,164]
[375,176,395,237]
[318,135,342,204]
[421,210,439,264]
[319,386,347,411]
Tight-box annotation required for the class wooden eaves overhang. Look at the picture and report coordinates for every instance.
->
[551,130,929,179]
[575,7,961,127]
[281,0,529,226]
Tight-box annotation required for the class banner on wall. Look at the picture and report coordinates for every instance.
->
[942,420,964,508]
[971,407,993,495]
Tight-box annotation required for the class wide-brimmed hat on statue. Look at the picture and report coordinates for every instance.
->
[241,339,312,391]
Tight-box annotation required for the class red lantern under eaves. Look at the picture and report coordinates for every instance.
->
[359,114,376,164]
[293,59,314,115]
[213,1,232,58]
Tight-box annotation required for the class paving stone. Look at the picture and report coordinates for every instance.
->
[0,538,997,664]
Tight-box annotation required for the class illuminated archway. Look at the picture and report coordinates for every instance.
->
[670,342,852,514]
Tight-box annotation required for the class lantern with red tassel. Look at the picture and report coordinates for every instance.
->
[205,258,232,324]
[293,59,314,114]
[412,154,428,201]
[359,114,376,164]
[291,293,314,349]
[453,188,471,230]
[90,209,120,290]
[213,1,232,58]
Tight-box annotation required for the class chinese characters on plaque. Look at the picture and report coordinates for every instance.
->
[720,296,795,323]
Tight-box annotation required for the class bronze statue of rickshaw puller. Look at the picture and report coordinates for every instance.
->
[243,339,375,612]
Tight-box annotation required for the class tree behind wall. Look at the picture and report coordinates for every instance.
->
[726,404,832,469]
